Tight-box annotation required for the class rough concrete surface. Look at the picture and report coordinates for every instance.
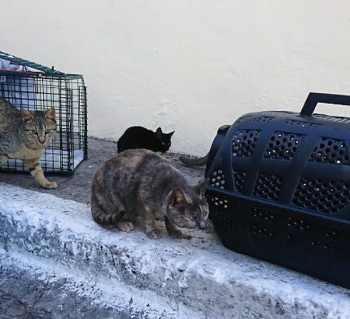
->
[1,138,350,319]
[0,138,205,205]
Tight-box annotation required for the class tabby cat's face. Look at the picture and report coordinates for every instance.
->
[167,197,209,229]
[22,108,57,147]
[166,179,209,229]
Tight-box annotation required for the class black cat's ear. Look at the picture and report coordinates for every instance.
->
[155,127,163,138]
[20,109,34,122]
[194,178,209,198]
[170,188,193,207]
[168,131,175,137]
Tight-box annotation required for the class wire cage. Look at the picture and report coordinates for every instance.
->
[0,51,87,175]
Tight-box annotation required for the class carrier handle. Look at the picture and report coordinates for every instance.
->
[300,92,350,116]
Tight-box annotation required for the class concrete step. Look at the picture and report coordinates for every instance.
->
[1,182,349,319]
[0,250,168,319]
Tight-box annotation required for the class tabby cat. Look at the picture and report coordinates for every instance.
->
[117,126,174,153]
[0,98,57,188]
[179,153,209,167]
[91,149,209,239]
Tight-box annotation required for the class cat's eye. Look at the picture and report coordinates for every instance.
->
[162,142,165,145]
[31,130,37,134]
[45,129,51,134]
[190,216,196,221]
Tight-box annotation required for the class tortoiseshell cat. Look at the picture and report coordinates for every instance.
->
[0,98,57,188]
[91,149,209,239]
[117,126,174,153]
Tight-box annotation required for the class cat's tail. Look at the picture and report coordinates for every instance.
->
[91,201,124,226]
[179,153,209,167]
[91,175,124,226]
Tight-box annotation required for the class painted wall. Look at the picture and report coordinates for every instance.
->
[1,1,350,155]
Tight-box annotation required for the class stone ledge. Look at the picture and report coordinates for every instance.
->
[1,182,349,319]
[0,248,189,319]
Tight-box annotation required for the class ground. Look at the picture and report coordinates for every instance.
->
[0,137,206,206]
[1,138,350,319]
[0,136,215,245]
[0,137,214,319]
[0,265,132,319]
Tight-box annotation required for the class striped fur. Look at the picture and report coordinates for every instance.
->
[91,149,209,239]
[0,98,57,188]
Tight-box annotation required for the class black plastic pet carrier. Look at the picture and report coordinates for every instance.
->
[206,92,350,289]
[0,50,87,174]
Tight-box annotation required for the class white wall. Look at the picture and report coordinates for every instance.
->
[1,1,350,155]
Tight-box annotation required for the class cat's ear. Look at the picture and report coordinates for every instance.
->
[155,127,163,138]
[45,107,56,122]
[194,178,209,198]
[20,109,34,122]
[170,187,192,207]
[168,131,175,137]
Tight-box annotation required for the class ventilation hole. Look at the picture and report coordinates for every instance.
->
[309,138,349,165]
[310,240,336,251]
[293,178,350,214]
[313,114,350,124]
[232,130,261,158]
[285,119,322,128]
[234,170,246,193]
[253,173,282,201]
[325,230,338,240]
[249,224,274,238]
[252,116,273,123]
[287,217,315,231]
[251,208,275,222]
[208,196,236,230]
[235,114,255,124]
[264,132,304,160]
[287,219,340,251]
[209,169,226,189]
[208,196,230,209]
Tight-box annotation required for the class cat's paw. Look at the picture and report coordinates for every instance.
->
[43,181,57,189]
[117,221,134,233]
[146,228,161,239]
[168,229,183,239]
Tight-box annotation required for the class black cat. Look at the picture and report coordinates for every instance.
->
[117,126,175,153]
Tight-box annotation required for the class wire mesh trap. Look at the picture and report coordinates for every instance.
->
[0,51,87,174]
